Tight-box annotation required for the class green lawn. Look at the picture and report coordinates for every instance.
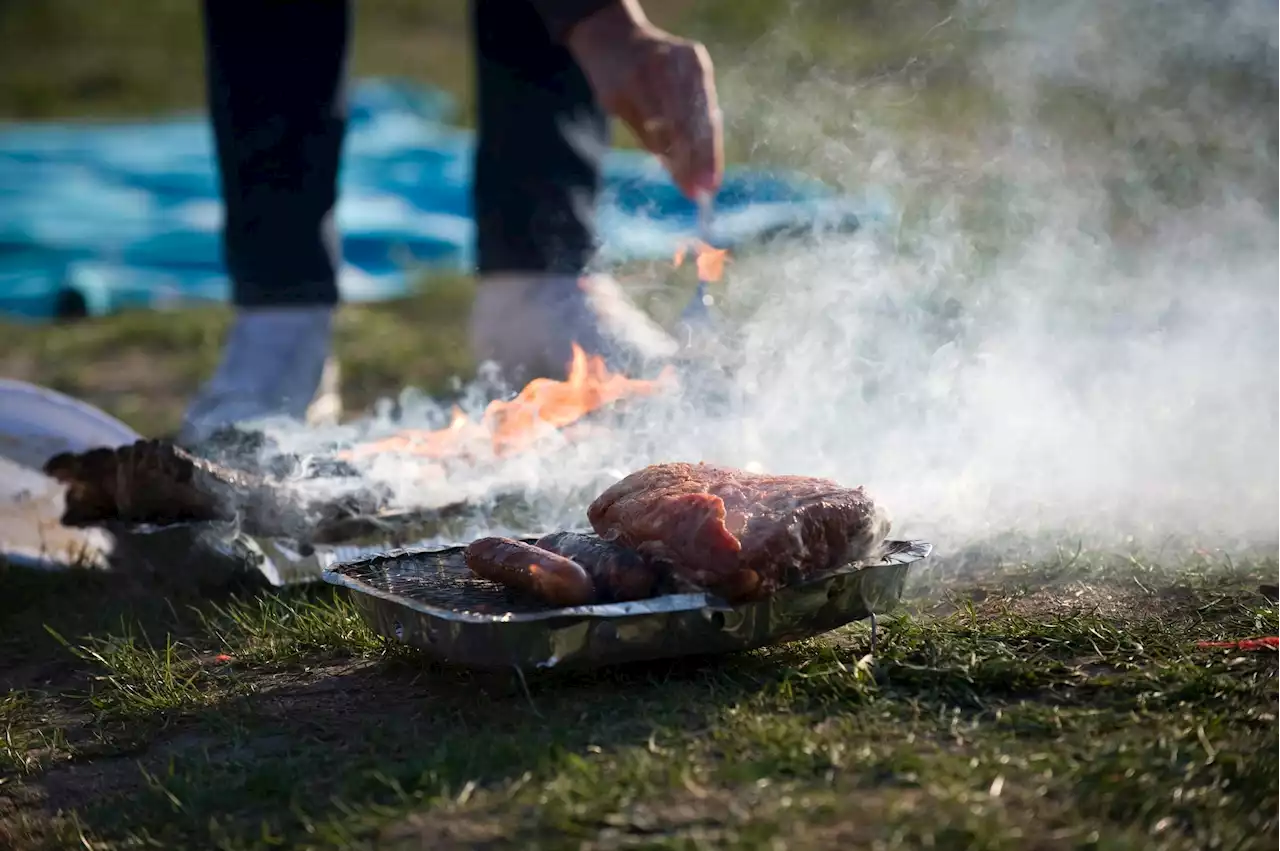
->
[1,0,1277,848]
[3,548,1275,850]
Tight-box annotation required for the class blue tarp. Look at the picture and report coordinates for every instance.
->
[0,79,883,321]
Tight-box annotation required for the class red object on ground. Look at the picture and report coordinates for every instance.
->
[1195,637,1279,651]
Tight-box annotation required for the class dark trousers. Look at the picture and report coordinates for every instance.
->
[201,0,608,307]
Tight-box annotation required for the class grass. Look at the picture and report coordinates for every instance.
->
[0,273,483,436]
[0,0,981,435]
[1,0,1278,847]
[0,548,1275,849]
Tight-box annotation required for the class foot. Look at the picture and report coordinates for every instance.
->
[468,274,679,386]
[178,306,342,448]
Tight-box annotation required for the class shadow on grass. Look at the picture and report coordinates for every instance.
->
[2,549,1276,850]
[82,656,786,840]
[1,566,841,845]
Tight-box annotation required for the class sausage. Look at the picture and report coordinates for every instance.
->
[535,532,660,603]
[464,537,597,607]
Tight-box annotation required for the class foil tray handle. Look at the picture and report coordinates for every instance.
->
[323,538,932,672]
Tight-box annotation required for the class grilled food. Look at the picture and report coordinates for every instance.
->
[465,463,889,607]
[587,462,889,602]
[464,536,596,607]
[535,531,661,602]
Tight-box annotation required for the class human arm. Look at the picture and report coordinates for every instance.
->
[528,0,724,198]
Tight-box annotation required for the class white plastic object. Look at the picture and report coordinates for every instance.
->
[0,379,139,570]
[0,378,140,471]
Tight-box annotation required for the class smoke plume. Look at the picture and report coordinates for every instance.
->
[274,0,1278,558]
[699,0,1279,552]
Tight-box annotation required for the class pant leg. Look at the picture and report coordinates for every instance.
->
[201,0,351,307]
[472,0,609,276]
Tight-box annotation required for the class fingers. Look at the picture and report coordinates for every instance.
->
[660,42,723,199]
[606,66,670,162]
[632,79,674,162]
[587,31,724,200]
[645,42,727,199]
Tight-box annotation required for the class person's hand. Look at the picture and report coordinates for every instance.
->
[567,0,723,199]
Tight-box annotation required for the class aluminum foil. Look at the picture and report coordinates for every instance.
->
[27,503,542,588]
[322,538,932,671]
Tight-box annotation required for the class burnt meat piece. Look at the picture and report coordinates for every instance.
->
[586,462,890,602]
[42,439,387,539]
[535,531,660,602]
[44,440,253,527]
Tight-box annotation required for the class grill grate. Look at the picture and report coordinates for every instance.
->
[333,541,570,615]
[331,538,925,617]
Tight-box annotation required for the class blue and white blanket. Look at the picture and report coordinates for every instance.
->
[0,79,882,321]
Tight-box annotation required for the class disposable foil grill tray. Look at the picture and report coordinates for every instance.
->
[348,544,571,617]
[324,537,933,671]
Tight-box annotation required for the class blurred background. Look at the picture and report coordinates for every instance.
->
[0,0,1275,453]
[0,0,873,431]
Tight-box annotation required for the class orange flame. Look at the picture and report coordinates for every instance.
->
[341,344,676,462]
[674,240,729,282]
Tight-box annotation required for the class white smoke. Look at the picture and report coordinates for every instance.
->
[266,0,1277,556]
[713,0,1279,550]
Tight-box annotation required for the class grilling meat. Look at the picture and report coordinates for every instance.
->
[42,438,388,539]
[464,537,596,607]
[469,464,889,608]
[535,531,661,602]
[43,439,255,527]
[587,462,889,602]
[465,534,659,606]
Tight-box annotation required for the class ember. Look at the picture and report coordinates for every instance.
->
[673,239,729,282]
[342,343,676,462]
